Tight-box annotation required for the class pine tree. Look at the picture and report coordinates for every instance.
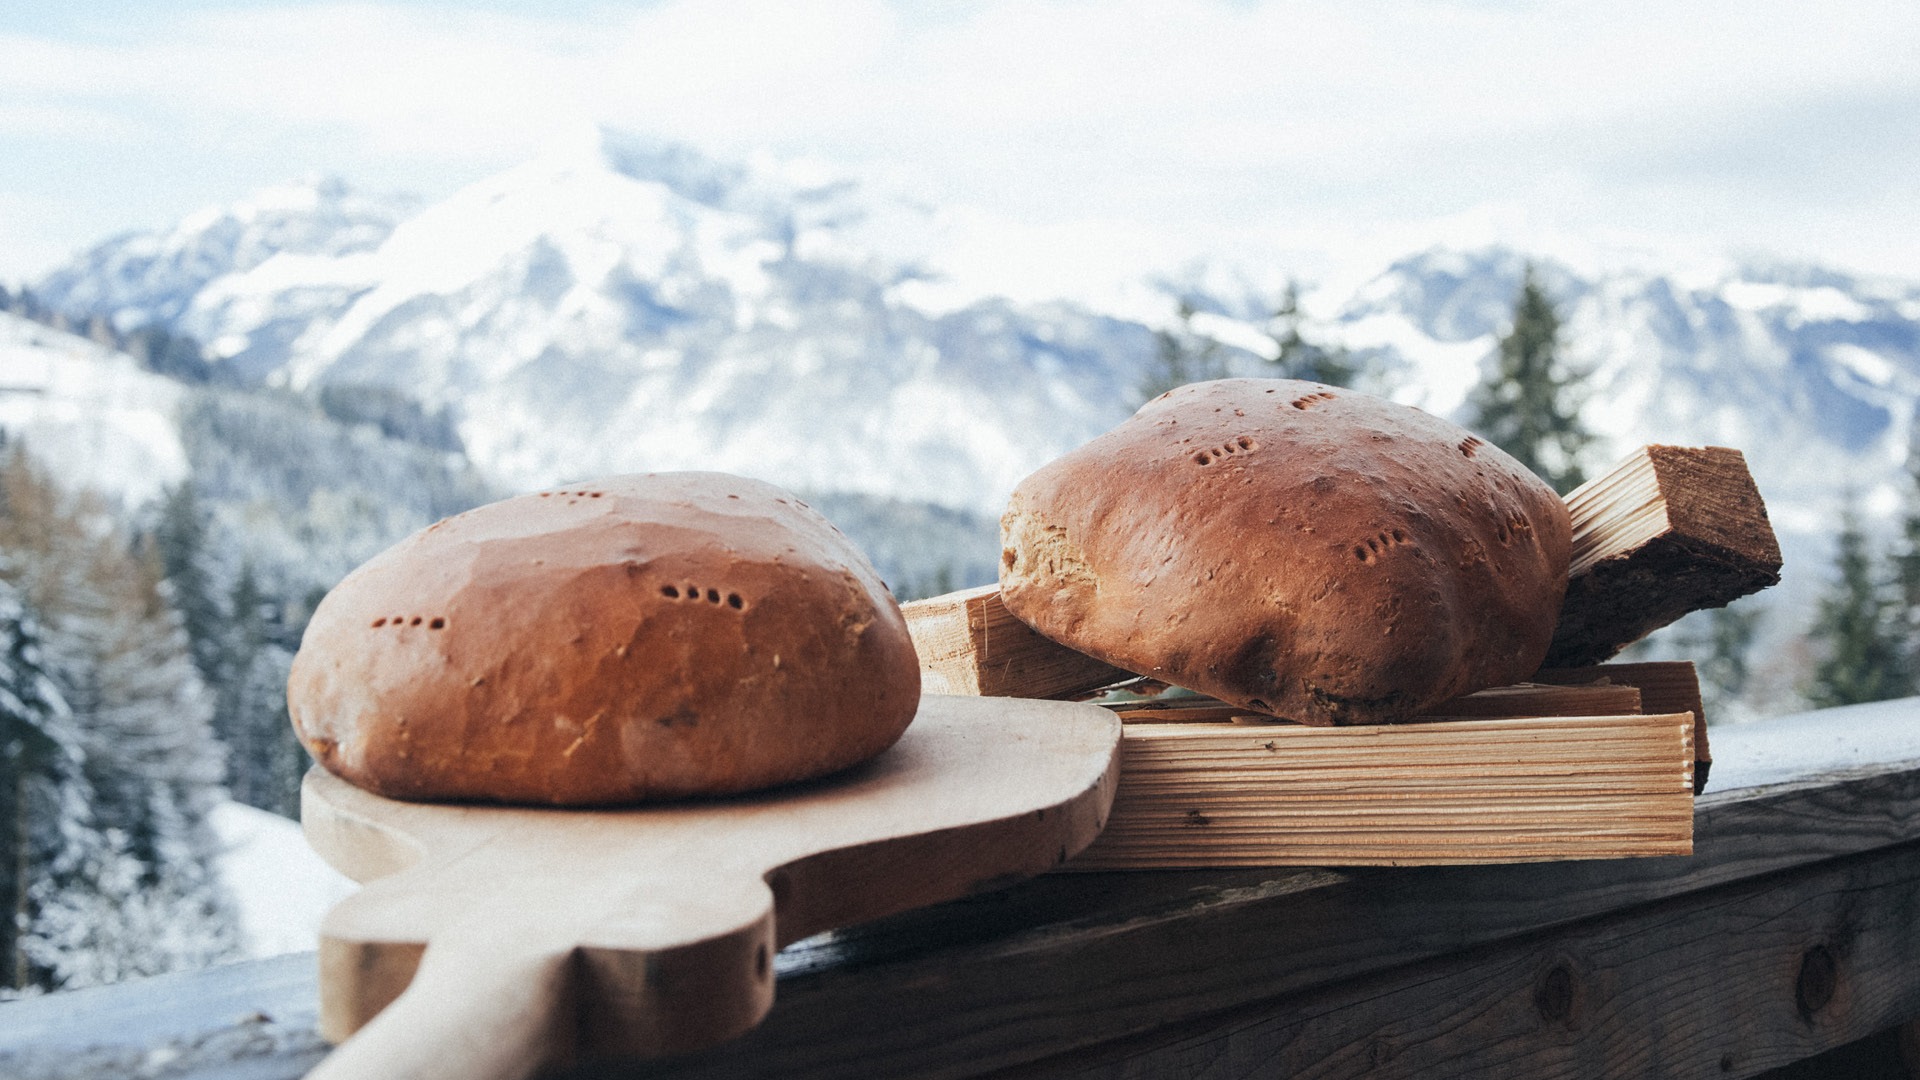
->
[1464,264,1594,493]
[124,325,214,383]
[0,448,239,986]
[1137,299,1226,405]
[0,580,72,990]
[1267,280,1356,387]
[1691,602,1763,721]
[153,483,225,689]
[1891,409,1920,667]
[1806,505,1912,709]
[219,564,305,817]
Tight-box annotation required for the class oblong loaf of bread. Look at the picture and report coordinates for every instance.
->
[288,472,921,805]
[1000,379,1571,725]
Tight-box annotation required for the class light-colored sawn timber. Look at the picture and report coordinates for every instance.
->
[1068,710,1694,869]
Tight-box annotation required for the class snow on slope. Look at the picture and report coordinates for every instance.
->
[209,801,355,958]
[0,313,190,507]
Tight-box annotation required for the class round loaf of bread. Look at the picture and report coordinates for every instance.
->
[287,472,921,805]
[1000,379,1571,725]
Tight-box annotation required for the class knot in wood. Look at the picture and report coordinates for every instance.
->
[1535,961,1575,1023]
[1797,945,1838,1016]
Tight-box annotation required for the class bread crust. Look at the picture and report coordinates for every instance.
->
[288,473,920,805]
[999,379,1570,725]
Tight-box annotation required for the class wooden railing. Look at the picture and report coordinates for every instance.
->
[4,698,1919,1079]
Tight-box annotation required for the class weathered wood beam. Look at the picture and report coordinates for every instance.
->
[593,702,1920,1079]
[1545,444,1782,667]
[1012,840,1920,1080]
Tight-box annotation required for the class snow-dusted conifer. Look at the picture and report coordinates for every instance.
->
[0,578,76,991]
[0,447,239,987]
[219,564,305,816]
[154,482,224,687]
[1465,265,1593,493]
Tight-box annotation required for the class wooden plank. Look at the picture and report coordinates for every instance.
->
[1546,445,1782,667]
[903,584,1130,698]
[1006,839,1920,1080]
[1415,681,1643,719]
[1534,661,1711,793]
[1109,682,1643,724]
[1070,712,1694,868]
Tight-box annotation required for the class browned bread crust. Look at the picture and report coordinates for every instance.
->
[288,473,920,805]
[999,379,1570,725]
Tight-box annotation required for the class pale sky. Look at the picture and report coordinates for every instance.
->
[1,0,1916,299]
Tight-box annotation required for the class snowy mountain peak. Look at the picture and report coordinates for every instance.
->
[35,175,418,347]
[567,126,752,211]
[172,173,392,239]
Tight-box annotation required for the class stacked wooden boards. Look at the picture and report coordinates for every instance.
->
[1072,709,1694,869]
[903,445,1781,868]
[1071,670,1699,868]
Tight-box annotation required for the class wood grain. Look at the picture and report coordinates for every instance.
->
[1108,682,1644,724]
[903,584,1130,698]
[302,695,1121,1079]
[1534,660,1711,793]
[1417,681,1645,720]
[1547,444,1782,667]
[1006,840,1920,1079]
[1070,712,1694,869]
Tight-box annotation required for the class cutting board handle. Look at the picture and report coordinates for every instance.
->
[301,697,1122,1073]
[308,919,578,1080]
[311,853,781,1078]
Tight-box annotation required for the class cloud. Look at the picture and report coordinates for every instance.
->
[0,0,1916,284]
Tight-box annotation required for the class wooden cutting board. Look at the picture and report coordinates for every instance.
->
[300,693,1121,1080]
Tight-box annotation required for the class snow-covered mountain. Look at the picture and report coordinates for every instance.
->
[36,177,418,385]
[31,130,1920,631]
[36,130,1154,515]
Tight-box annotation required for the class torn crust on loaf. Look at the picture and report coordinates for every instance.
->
[287,472,921,806]
[998,379,1571,725]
